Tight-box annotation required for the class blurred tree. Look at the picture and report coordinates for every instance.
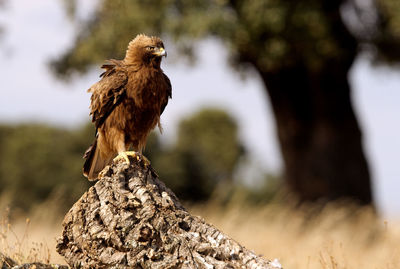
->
[0,109,244,211]
[0,124,94,212]
[176,109,244,183]
[51,0,400,205]
[145,108,245,201]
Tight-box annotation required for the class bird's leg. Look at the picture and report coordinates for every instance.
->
[113,151,144,164]
[125,151,140,162]
[113,151,134,164]
[126,151,151,167]
[112,151,151,166]
[110,132,127,164]
[112,135,140,164]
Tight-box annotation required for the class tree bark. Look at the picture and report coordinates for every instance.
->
[260,63,372,205]
[56,157,281,269]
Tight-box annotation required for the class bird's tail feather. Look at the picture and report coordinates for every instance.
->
[83,139,113,181]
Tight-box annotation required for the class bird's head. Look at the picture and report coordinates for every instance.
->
[125,34,167,66]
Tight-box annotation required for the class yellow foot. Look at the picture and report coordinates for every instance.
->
[113,151,139,164]
[113,151,151,167]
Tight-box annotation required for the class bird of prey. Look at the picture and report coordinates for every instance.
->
[83,34,172,180]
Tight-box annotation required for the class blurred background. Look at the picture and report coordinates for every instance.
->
[0,0,400,268]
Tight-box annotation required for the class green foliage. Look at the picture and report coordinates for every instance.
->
[146,108,245,201]
[176,109,244,182]
[52,0,400,78]
[375,0,400,62]
[0,108,278,212]
[0,123,94,212]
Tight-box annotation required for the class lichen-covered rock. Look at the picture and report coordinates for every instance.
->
[56,157,281,269]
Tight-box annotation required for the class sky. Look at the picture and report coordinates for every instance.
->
[0,0,399,216]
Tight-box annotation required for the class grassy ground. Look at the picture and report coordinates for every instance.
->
[191,201,400,269]
[1,200,399,268]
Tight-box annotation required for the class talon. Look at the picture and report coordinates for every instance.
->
[127,151,150,166]
[113,151,135,164]
[113,151,151,167]
[126,151,139,159]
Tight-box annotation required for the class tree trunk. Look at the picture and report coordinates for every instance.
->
[56,157,281,269]
[237,1,373,206]
[259,62,372,205]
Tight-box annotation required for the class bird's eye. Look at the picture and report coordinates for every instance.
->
[146,46,155,51]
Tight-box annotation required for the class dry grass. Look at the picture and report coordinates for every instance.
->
[0,204,64,264]
[190,201,400,269]
[1,199,400,268]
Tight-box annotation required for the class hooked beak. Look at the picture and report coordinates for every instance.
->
[153,47,167,58]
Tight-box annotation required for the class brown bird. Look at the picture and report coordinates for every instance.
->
[83,34,172,180]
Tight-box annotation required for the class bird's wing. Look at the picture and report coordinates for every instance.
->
[160,73,172,115]
[88,60,129,129]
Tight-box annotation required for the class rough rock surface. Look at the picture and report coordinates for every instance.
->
[56,157,281,268]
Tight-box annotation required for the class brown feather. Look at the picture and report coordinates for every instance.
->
[83,34,172,179]
[83,138,113,180]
